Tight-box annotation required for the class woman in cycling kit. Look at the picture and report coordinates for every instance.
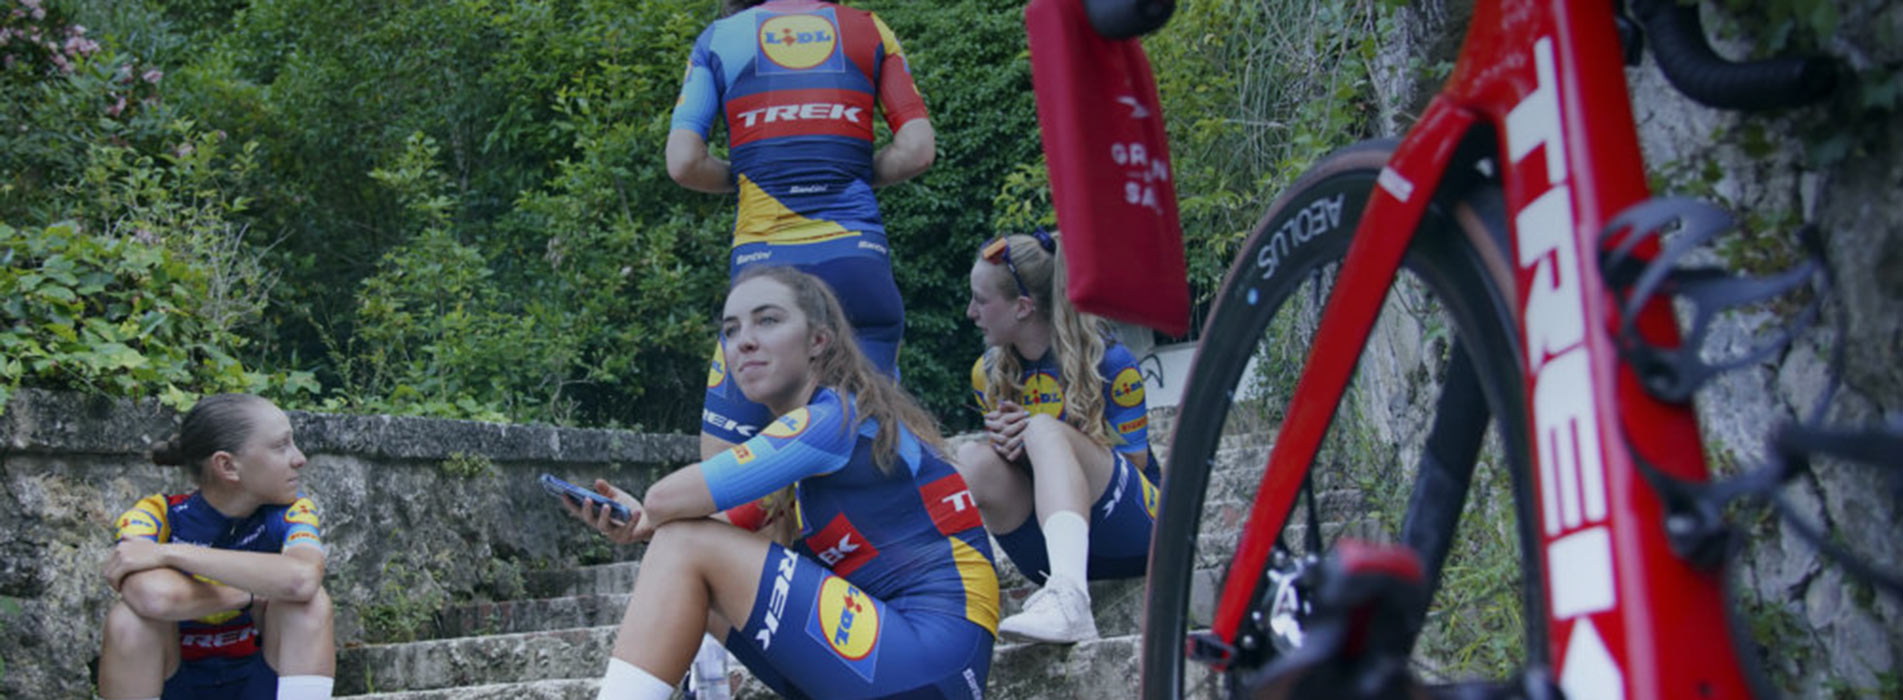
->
[957,229,1160,645]
[568,266,999,700]
[98,393,335,700]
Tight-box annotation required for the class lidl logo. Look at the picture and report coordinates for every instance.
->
[118,512,160,538]
[284,499,320,528]
[707,342,727,389]
[759,14,838,70]
[807,576,882,680]
[764,408,810,439]
[1112,367,1146,408]
[1022,372,1065,417]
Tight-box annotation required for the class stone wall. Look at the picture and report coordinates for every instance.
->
[1364,1,1903,694]
[0,389,697,700]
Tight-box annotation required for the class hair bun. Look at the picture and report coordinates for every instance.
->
[150,437,185,467]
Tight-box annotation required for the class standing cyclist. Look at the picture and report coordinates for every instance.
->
[668,0,936,461]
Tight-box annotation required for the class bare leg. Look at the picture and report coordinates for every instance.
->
[953,440,1035,533]
[98,600,179,699]
[260,587,336,677]
[1020,414,1117,526]
[610,519,772,683]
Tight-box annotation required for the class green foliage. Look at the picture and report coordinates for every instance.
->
[0,124,316,409]
[439,451,497,479]
[361,553,448,644]
[1,1,171,221]
[1707,0,1897,168]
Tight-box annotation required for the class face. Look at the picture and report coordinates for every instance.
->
[967,261,1023,348]
[227,402,307,505]
[722,277,826,412]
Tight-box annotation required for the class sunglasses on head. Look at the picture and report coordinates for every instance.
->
[981,237,1031,298]
[981,227,1058,299]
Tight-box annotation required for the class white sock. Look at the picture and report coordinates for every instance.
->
[276,675,334,700]
[1042,510,1091,589]
[597,657,675,700]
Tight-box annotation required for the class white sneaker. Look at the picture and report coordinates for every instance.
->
[997,575,1098,644]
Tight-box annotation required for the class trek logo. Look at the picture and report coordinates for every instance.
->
[1101,457,1131,518]
[754,547,801,649]
[922,473,983,535]
[735,103,863,128]
[702,408,758,438]
[1506,36,1621,697]
[807,514,880,576]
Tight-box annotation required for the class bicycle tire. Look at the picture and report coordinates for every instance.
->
[1142,139,1545,698]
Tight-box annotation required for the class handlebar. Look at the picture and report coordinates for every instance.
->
[1633,0,1837,111]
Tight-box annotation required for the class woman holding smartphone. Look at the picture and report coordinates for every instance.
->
[565,266,998,700]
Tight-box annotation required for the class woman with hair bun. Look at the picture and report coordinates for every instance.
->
[98,393,334,700]
[957,228,1160,645]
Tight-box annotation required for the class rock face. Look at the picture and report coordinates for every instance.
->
[0,388,696,700]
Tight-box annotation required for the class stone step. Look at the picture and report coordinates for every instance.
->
[432,593,630,640]
[347,678,600,700]
[523,561,641,599]
[337,626,617,695]
[989,633,1220,700]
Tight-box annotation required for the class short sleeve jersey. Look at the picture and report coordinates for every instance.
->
[670,0,928,261]
[969,340,1153,460]
[700,388,999,633]
[114,493,324,661]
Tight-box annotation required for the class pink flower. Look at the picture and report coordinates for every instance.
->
[106,94,126,116]
[132,229,158,245]
[142,68,161,83]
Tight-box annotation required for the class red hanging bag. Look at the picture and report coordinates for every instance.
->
[1025,0,1189,336]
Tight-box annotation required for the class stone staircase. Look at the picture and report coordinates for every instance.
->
[331,554,1163,699]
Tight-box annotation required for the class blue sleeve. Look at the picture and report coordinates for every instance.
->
[702,391,856,510]
[1100,345,1151,455]
[270,498,326,553]
[669,27,721,137]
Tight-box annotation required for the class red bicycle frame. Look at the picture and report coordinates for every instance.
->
[1206,2,1753,697]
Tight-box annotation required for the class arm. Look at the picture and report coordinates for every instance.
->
[114,567,253,622]
[871,119,935,187]
[666,130,734,193]
[106,537,324,607]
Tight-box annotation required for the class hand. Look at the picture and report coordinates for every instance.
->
[103,538,167,592]
[562,479,646,545]
[985,400,1031,462]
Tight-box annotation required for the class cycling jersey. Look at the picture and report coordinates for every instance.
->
[969,339,1157,481]
[677,0,925,442]
[114,493,324,665]
[968,339,1160,584]
[671,0,927,266]
[703,388,999,697]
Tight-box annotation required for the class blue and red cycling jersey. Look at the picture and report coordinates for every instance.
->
[969,339,1157,478]
[113,493,324,662]
[701,387,998,633]
[670,0,928,269]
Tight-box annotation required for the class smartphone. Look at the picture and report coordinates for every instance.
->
[538,473,632,523]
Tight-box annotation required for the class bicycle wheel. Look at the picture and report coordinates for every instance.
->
[1142,139,1544,698]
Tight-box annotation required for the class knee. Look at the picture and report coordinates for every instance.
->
[272,585,333,622]
[119,575,184,620]
[103,599,165,649]
[1024,413,1068,442]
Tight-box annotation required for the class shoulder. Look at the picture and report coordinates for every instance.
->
[113,493,173,539]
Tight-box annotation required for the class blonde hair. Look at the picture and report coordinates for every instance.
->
[730,266,948,538]
[975,231,1112,445]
